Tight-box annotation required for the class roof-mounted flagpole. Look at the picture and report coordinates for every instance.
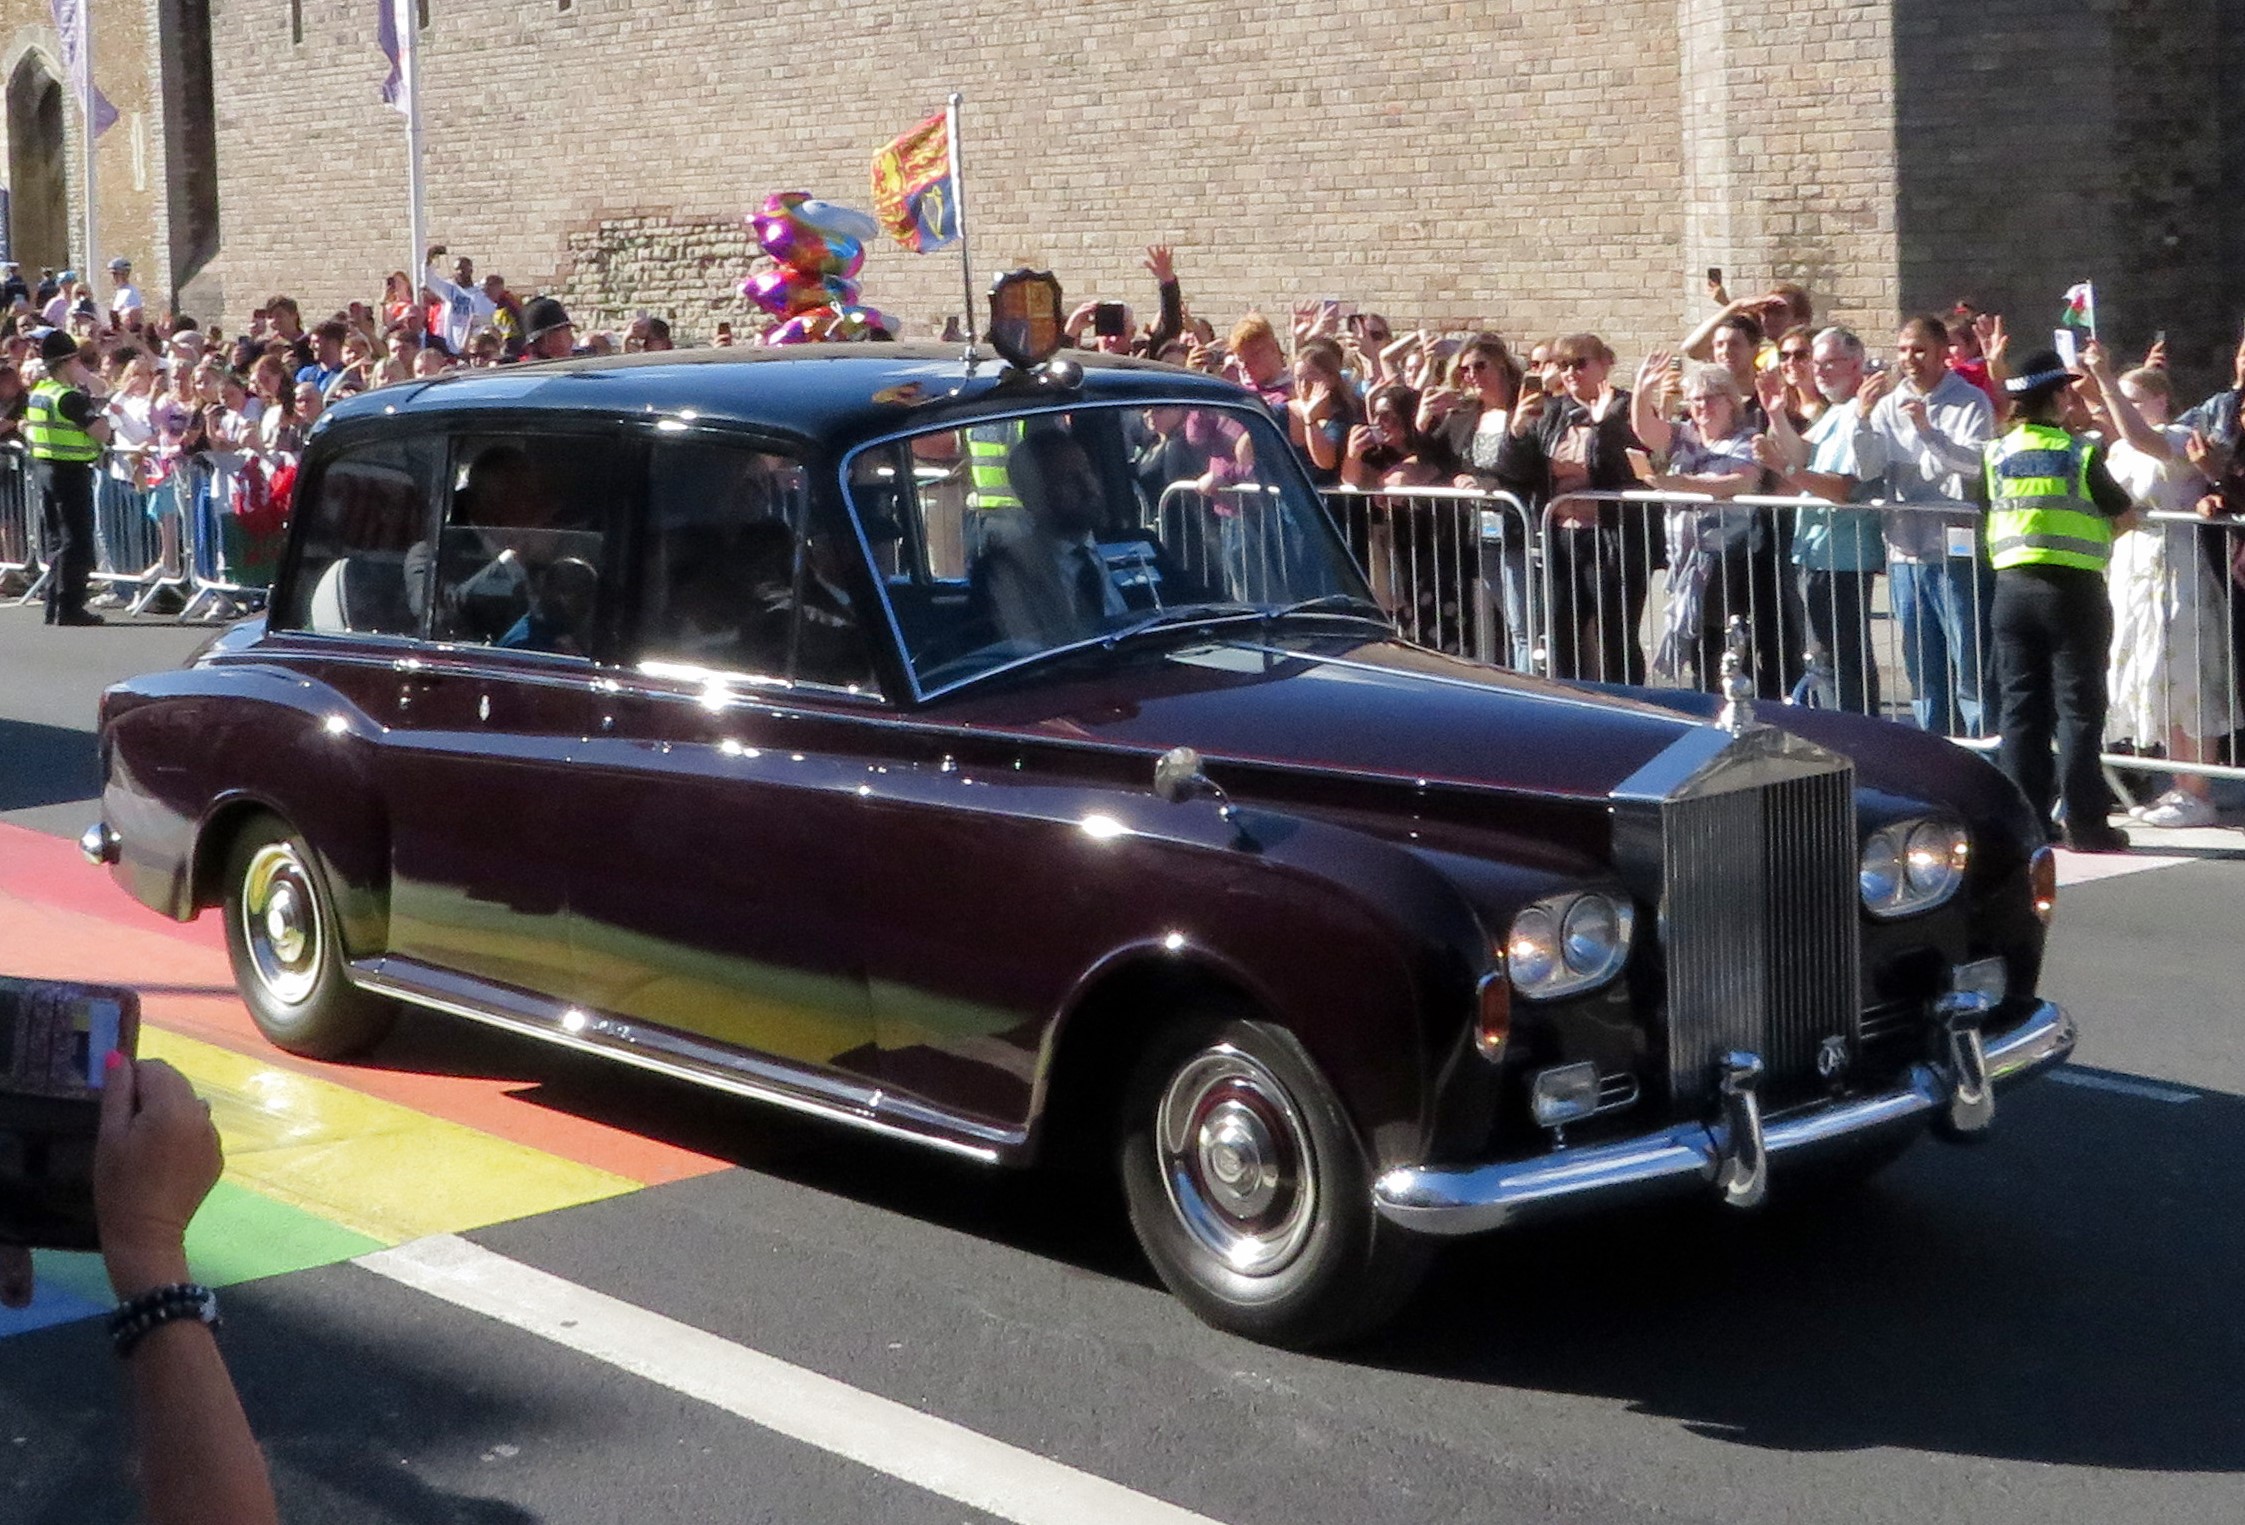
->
[947,91,977,364]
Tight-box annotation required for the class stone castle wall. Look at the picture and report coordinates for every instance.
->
[9,1,2239,388]
[0,0,163,292]
[181,0,1901,365]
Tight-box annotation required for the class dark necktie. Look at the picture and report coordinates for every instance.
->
[1075,546,1109,622]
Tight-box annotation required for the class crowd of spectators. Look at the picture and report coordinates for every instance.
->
[6,243,2239,818]
[1055,255,2244,821]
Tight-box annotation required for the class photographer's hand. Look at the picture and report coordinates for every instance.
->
[96,1057,279,1525]
[95,1056,219,1299]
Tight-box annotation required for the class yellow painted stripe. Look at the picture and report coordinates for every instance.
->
[141,1027,641,1246]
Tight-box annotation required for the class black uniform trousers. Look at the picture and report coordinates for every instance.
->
[33,456,96,622]
[1991,563,2112,835]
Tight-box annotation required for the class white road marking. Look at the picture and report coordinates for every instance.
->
[356,1235,1229,1525]
[2045,1070,2201,1104]
[2052,850,2194,887]
[2055,824,2245,886]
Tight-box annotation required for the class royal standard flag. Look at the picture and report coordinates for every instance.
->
[871,112,959,253]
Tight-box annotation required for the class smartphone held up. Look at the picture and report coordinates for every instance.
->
[0,977,141,1251]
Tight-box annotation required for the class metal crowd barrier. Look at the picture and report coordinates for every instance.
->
[4,446,282,621]
[2103,509,2245,787]
[1298,481,2244,798]
[0,443,42,600]
[1318,485,1534,664]
[173,451,279,621]
[1536,490,1998,738]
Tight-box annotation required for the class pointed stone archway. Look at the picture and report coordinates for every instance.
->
[6,52,66,273]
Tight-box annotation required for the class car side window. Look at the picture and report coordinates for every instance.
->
[637,438,877,693]
[276,436,440,637]
[426,433,622,657]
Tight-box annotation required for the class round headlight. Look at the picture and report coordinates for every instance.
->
[1562,895,1621,975]
[1862,817,1969,918]
[1905,819,1969,893]
[1506,891,1634,1000]
[1859,828,1903,908]
[1507,904,1559,989]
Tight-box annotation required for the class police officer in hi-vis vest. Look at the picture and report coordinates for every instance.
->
[26,328,112,625]
[1983,348,2136,852]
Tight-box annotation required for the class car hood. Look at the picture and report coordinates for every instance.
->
[944,633,1703,802]
[939,630,2023,827]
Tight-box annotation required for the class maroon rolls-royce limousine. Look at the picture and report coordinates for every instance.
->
[85,295,2075,1347]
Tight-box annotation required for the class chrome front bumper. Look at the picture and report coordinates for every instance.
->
[1373,998,2076,1237]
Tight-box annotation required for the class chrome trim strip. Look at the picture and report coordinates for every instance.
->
[1373,999,2076,1237]
[349,961,1014,1163]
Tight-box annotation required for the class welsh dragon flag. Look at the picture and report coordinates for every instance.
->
[2060,282,2096,334]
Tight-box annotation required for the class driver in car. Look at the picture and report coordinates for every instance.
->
[407,445,596,653]
[969,429,1129,648]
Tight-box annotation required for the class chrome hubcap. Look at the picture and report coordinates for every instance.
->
[240,843,321,1006]
[1156,1046,1316,1276]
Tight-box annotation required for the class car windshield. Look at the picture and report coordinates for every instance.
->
[846,403,1378,693]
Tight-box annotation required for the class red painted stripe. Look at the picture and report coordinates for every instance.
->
[0,830,727,1186]
[0,821,222,950]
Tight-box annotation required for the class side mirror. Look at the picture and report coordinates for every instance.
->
[1152,746,1256,849]
[1152,746,1209,804]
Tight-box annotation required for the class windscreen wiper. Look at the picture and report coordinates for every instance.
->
[1098,602,1265,649]
[1258,592,1393,627]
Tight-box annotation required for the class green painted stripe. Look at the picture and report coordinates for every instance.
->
[29,1178,386,1311]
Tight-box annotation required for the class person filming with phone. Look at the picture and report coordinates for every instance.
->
[1,1037,279,1525]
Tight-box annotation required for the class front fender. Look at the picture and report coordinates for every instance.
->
[1033,796,1578,1172]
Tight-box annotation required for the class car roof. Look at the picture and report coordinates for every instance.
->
[315,342,1254,451]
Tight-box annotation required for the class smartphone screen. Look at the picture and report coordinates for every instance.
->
[0,978,141,1251]
[1093,302,1127,338]
[1625,447,1656,483]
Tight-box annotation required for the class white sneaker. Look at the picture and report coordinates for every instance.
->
[2139,792,2218,828]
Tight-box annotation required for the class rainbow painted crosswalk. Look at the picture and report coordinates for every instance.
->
[0,821,726,1338]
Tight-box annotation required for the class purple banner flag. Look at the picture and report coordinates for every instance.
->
[377,0,407,113]
[48,0,118,137]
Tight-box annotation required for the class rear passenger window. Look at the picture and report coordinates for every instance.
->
[428,434,629,656]
[637,439,876,693]
[278,438,438,636]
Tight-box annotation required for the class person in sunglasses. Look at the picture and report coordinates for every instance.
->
[1494,333,1654,682]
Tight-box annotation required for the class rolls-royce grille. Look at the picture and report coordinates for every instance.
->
[1662,768,1859,1110]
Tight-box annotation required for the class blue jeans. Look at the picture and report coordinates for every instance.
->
[1889,556,1994,736]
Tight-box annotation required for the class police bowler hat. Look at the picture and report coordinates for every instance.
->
[2005,348,2073,402]
[522,295,573,342]
[38,329,78,364]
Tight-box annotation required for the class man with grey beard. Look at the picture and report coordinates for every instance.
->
[1757,326,1885,714]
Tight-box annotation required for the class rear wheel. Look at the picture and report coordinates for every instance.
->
[1119,1010,1429,1349]
[220,813,398,1059]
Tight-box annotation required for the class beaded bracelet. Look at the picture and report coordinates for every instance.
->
[108,1283,219,1359]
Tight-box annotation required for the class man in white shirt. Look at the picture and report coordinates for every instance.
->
[108,258,143,328]
[421,245,495,358]
[1851,314,1997,736]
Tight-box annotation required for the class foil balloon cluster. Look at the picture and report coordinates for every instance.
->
[742,192,899,343]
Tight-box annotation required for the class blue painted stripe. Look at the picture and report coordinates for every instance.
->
[0,1284,107,1338]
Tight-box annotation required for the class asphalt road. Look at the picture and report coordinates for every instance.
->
[2,602,2241,1525]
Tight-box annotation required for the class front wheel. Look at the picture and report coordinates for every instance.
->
[1119,1012,1429,1349]
[220,813,398,1060]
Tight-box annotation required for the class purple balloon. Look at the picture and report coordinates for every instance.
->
[740,266,823,317]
